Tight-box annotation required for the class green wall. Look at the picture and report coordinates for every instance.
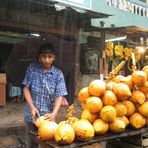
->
[91,0,148,30]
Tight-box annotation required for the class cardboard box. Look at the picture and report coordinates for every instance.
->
[0,73,6,106]
[0,73,6,84]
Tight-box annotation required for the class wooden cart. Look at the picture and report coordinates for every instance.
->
[32,57,148,148]
[31,126,148,148]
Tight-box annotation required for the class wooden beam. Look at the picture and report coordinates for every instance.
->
[0,20,77,37]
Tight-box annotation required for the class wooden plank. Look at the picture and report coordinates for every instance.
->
[0,20,77,37]
[119,131,148,147]
[121,135,142,146]
[142,132,148,137]
[143,138,148,147]
[107,140,142,148]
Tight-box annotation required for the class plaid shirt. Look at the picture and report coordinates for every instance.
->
[22,62,68,122]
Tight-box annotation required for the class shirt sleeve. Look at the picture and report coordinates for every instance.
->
[55,72,68,97]
[22,63,32,88]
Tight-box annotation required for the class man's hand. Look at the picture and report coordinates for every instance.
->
[43,96,63,121]
[44,112,57,121]
[31,107,40,123]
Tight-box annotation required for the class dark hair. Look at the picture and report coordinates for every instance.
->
[39,44,55,55]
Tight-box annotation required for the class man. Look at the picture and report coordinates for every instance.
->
[22,44,68,148]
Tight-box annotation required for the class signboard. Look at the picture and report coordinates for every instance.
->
[106,0,148,18]
[53,0,92,10]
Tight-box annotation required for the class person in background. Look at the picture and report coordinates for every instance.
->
[22,44,68,148]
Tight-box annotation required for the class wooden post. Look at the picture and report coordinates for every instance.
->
[99,28,105,79]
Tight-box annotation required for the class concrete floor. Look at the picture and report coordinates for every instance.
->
[0,102,25,128]
[0,101,25,147]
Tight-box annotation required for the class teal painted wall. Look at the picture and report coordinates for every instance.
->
[91,0,148,29]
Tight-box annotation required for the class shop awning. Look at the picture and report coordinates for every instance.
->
[84,25,148,46]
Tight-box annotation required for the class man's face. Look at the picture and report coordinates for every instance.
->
[39,53,55,70]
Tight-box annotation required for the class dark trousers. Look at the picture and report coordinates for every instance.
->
[25,120,39,148]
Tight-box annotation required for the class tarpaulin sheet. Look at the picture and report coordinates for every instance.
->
[4,34,75,85]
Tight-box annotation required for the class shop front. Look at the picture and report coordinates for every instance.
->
[87,0,148,78]
[0,0,109,105]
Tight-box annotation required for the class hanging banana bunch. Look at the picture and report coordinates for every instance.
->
[133,49,141,61]
[114,43,124,59]
[66,104,74,119]
[124,47,133,60]
[105,42,114,58]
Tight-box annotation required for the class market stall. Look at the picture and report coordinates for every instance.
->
[31,55,148,148]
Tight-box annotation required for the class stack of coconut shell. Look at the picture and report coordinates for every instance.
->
[77,65,148,137]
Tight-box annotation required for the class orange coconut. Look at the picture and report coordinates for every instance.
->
[112,75,124,83]
[138,102,148,118]
[119,116,129,127]
[73,119,95,141]
[106,81,117,91]
[120,76,133,90]
[88,80,106,97]
[114,102,127,117]
[55,123,75,144]
[129,112,146,129]
[93,119,109,134]
[132,70,147,87]
[81,109,97,123]
[100,106,116,123]
[122,100,136,116]
[131,90,145,106]
[109,117,126,133]
[85,96,103,113]
[77,87,90,102]
[38,121,58,141]
[35,116,48,128]
[102,90,117,106]
[139,81,148,93]
[113,83,131,101]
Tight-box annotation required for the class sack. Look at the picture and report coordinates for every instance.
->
[61,97,69,107]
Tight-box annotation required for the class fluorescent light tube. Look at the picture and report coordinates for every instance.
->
[105,36,127,42]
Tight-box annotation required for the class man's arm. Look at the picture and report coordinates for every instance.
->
[23,86,40,122]
[44,96,63,121]
[44,71,68,121]
[53,96,63,115]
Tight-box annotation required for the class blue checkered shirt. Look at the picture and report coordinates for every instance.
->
[22,62,68,122]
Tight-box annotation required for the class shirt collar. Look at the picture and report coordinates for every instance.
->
[38,62,55,75]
